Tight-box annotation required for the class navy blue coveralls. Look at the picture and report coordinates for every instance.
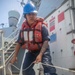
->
[17,25,57,75]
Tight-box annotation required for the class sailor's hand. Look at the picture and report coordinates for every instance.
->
[34,54,42,63]
[10,56,17,64]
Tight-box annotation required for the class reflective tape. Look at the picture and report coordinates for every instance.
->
[29,31,33,41]
[24,31,28,41]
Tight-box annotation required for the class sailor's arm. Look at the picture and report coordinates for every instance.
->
[39,40,48,56]
[14,43,21,57]
[34,25,50,63]
[10,43,21,64]
[11,30,23,64]
[39,25,50,56]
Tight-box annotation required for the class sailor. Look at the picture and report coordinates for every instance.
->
[11,1,57,75]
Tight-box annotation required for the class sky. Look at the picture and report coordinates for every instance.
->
[0,0,28,28]
[0,0,64,28]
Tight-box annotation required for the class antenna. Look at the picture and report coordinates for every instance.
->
[17,0,25,7]
[0,23,8,28]
[0,23,4,28]
[21,0,25,7]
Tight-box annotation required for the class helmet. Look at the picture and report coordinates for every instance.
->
[23,2,37,15]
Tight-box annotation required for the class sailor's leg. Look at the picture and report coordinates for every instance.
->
[22,51,36,75]
[42,48,58,75]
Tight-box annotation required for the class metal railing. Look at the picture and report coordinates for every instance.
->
[0,24,21,75]
[4,26,21,50]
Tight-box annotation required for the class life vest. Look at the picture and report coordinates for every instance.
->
[20,18,47,51]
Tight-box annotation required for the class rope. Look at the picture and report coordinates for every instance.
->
[10,62,34,71]
[41,63,75,73]
[8,62,75,73]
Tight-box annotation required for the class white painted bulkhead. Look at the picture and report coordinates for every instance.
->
[45,1,75,75]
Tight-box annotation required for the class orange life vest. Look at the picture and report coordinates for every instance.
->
[20,18,47,51]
